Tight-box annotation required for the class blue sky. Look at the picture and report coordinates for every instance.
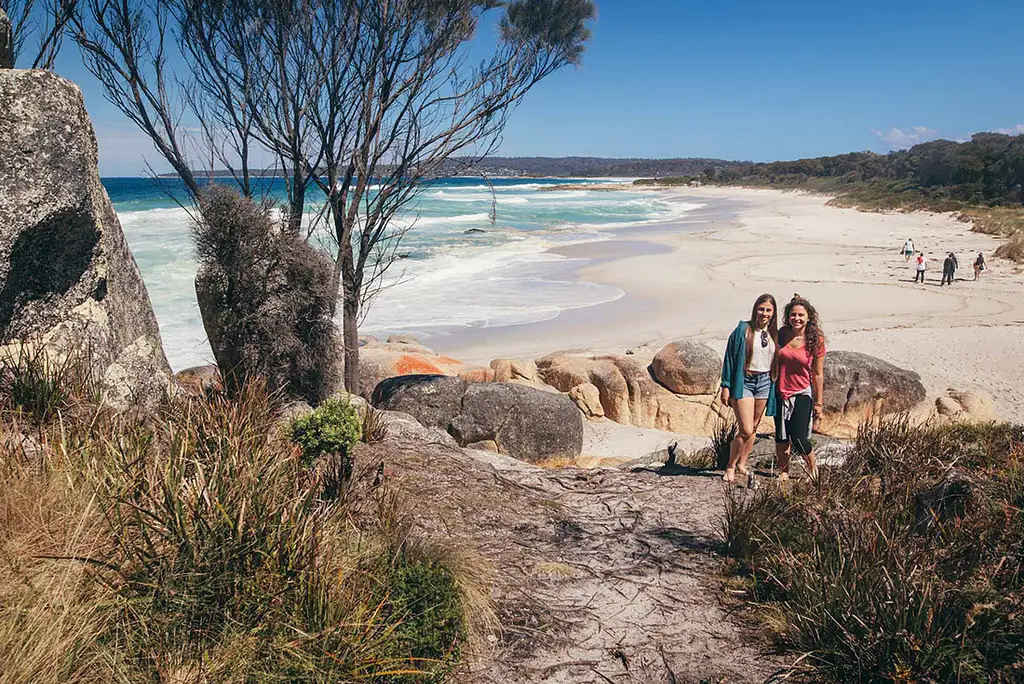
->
[48,0,1024,176]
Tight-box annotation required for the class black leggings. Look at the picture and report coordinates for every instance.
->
[775,393,814,456]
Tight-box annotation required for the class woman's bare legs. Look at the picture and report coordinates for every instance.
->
[724,397,766,481]
[775,441,791,480]
[737,398,768,475]
[776,442,817,480]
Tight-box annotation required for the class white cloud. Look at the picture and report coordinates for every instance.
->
[871,125,940,151]
[994,123,1024,136]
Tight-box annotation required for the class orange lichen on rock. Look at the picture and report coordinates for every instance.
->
[395,355,444,376]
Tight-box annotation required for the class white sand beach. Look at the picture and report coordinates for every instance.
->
[434,186,1024,424]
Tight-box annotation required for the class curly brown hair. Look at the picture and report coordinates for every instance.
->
[781,294,825,357]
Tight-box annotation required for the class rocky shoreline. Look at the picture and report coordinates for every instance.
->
[173,333,996,467]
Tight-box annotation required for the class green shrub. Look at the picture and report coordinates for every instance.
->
[289,398,362,465]
[379,552,466,682]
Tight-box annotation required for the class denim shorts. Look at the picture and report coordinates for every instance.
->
[741,372,771,399]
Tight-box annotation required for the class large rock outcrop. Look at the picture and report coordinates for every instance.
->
[1,10,12,70]
[0,70,171,407]
[370,374,468,431]
[372,374,583,464]
[536,352,730,434]
[817,351,927,436]
[650,340,721,395]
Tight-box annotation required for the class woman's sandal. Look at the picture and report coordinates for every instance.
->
[723,468,736,482]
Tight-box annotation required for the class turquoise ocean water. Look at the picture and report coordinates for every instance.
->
[105,177,703,370]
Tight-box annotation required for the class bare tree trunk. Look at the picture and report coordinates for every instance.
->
[342,294,359,395]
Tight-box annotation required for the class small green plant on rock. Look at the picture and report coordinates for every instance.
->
[289,398,362,465]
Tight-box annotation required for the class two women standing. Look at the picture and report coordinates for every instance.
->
[720,294,823,482]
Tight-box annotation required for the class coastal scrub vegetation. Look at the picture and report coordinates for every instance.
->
[0,350,486,682]
[192,185,338,404]
[637,133,1024,261]
[723,416,1024,681]
[73,0,597,395]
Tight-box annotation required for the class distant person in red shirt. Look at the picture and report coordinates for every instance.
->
[772,295,825,481]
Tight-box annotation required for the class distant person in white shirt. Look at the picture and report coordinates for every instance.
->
[915,252,927,283]
[902,238,915,262]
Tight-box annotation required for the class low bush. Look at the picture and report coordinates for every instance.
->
[996,231,1024,263]
[723,417,1024,681]
[362,403,390,444]
[710,415,737,470]
[289,397,362,465]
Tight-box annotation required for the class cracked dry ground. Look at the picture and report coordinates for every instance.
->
[355,438,788,684]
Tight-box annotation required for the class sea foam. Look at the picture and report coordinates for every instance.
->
[112,178,702,370]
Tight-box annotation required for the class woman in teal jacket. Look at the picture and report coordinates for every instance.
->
[720,294,779,482]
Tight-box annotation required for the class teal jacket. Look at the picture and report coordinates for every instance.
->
[720,320,778,417]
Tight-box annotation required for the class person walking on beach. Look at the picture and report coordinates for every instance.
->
[773,295,824,481]
[974,252,986,280]
[719,294,779,484]
[915,252,927,283]
[941,252,956,286]
[902,238,915,262]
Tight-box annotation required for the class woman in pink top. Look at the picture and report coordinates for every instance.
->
[772,295,825,480]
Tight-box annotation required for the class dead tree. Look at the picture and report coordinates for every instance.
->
[1,0,76,68]
[307,0,597,393]
[74,0,595,397]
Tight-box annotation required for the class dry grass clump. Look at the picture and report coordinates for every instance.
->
[723,416,1024,681]
[995,231,1024,263]
[361,403,391,444]
[0,350,486,682]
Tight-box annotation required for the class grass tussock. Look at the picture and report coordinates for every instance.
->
[723,415,1024,682]
[669,416,736,472]
[0,350,486,683]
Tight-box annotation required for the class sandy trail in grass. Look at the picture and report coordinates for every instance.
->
[438,186,1024,424]
[360,437,789,684]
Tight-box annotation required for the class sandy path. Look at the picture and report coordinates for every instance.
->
[358,437,788,684]
[439,187,1024,423]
